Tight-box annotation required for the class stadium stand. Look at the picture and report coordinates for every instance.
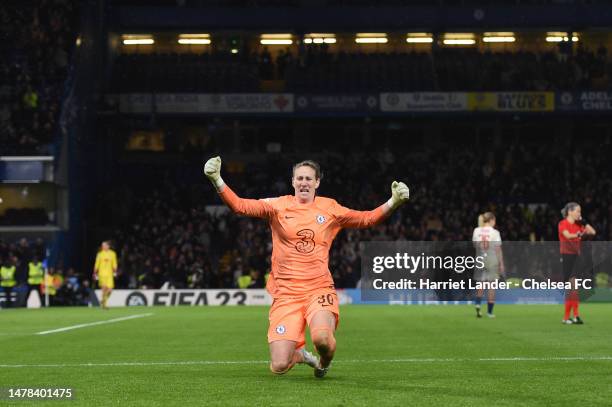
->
[0,238,46,270]
[432,47,609,91]
[286,50,436,92]
[0,0,77,155]
[111,52,260,93]
[110,47,610,92]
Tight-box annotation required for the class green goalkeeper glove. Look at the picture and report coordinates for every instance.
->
[387,181,410,210]
[204,156,225,190]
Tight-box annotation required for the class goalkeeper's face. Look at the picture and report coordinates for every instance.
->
[292,165,320,204]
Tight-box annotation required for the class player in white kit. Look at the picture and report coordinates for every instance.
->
[472,212,504,318]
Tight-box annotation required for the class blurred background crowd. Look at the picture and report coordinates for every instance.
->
[0,0,77,155]
[111,46,611,93]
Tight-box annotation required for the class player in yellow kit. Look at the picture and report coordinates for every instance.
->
[204,156,410,378]
[93,241,118,309]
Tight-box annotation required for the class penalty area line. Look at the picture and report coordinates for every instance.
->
[35,313,154,335]
[2,355,612,368]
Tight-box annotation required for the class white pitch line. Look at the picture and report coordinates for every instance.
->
[35,313,154,335]
[2,355,611,369]
[0,360,268,368]
[477,356,612,362]
[345,356,612,363]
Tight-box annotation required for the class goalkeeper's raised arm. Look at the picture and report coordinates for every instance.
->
[204,156,274,219]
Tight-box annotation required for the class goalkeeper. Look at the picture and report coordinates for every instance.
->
[204,157,410,378]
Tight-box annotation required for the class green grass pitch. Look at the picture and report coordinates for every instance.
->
[1,304,611,406]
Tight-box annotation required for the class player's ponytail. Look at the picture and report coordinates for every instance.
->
[561,202,579,218]
[482,212,495,224]
[478,212,495,227]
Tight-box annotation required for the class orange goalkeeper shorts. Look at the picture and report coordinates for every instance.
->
[267,288,339,348]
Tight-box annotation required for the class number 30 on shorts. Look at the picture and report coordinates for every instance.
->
[317,294,335,306]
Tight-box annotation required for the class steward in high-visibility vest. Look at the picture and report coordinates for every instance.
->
[1,263,17,308]
[0,265,16,287]
[27,259,45,306]
[28,261,44,285]
[238,274,252,289]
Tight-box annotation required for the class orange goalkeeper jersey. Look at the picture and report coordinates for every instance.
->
[219,186,387,298]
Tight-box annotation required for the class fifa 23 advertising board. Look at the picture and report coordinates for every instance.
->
[94,289,355,307]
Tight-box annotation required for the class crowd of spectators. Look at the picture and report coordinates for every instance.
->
[0,238,46,272]
[97,133,611,290]
[0,0,77,155]
[111,45,611,93]
[286,49,435,92]
[0,237,91,307]
[433,46,609,91]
